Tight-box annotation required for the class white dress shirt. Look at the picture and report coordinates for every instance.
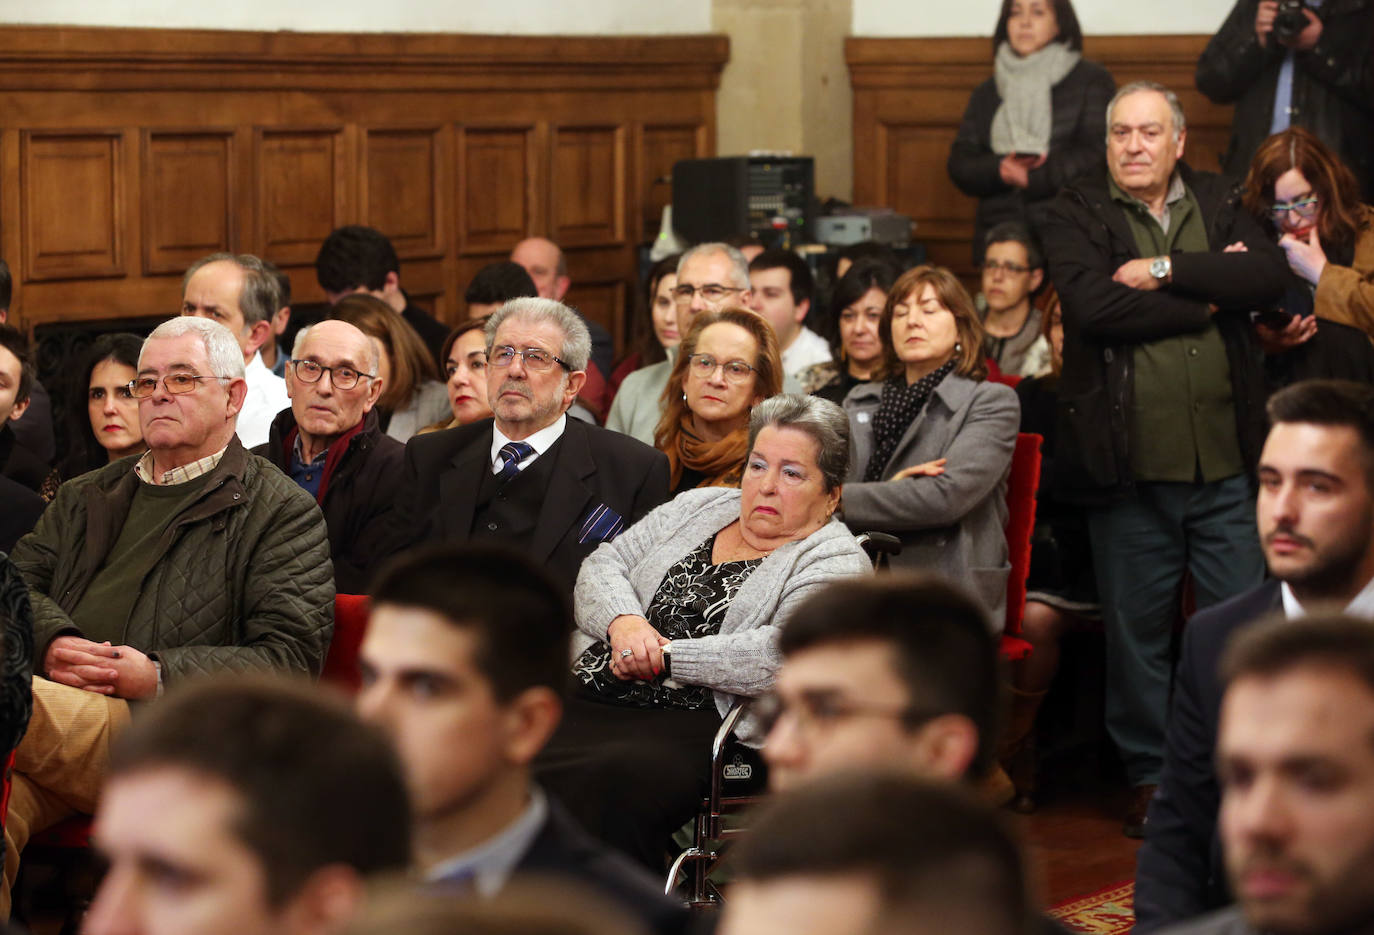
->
[236,351,289,449]
[1281,574,1374,620]
[781,326,833,383]
[490,414,568,474]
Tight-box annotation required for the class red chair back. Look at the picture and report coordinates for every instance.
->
[1000,432,1042,660]
[323,594,371,693]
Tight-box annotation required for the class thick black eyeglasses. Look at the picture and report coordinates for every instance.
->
[289,359,374,390]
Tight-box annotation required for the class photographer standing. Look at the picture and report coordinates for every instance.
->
[1197,0,1374,199]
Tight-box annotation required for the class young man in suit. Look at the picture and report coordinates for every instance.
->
[1135,379,1374,931]
[386,297,669,594]
[356,544,688,935]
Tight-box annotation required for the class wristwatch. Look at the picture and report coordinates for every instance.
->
[660,643,672,679]
[1150,255,1172,283]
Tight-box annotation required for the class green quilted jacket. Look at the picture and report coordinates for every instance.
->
[12,439,334,684]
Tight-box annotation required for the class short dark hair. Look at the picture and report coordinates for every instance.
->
[0,324,34,406]
[464,261,538,306]
[1266,379,1374,483]
[984,221,1045,271]
[369,544,572,701]
[62,332,145,477]
[778,575,1001,777]
[315,225,400,294]
[1222,612,1374,702]
[107,676,411,906]
[992,0,1083,53]
[749,248,814,307]
[0,258,11,312]
[264,260,292,309]
[827,258,900,374]
[731,773,1031,935]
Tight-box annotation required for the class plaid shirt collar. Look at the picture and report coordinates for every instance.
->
[134,446,229,486]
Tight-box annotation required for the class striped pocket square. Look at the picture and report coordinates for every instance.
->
[578,503,625,544]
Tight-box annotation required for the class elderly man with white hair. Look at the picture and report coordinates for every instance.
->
[387,297,670,594]
[1,315,333,916]
[255,318,405,594]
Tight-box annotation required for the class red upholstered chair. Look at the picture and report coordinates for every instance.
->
[322,593,371,694]
[1000,432,1043,661]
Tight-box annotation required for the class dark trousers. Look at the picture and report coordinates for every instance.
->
[534,691,723,873]
[1087,474,1264,786]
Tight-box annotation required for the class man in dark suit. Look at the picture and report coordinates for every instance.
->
[388,297,669,593]
[1135,379,1374,931]
[357,544,689,935]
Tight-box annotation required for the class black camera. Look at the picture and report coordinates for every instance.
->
[1274,0,1311,44]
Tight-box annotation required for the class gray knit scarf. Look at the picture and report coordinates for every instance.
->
[990,40,1080,156]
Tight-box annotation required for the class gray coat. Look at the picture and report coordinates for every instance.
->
[572,486,872,742]
[841,373,1019,629]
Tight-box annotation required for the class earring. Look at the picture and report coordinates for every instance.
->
[954,341,963,353]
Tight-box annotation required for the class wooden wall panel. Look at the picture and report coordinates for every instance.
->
[22,131,125,281]
[142,130,236,274]
[849,34,1233,283]
[457,125,538,256]
[0,26,728,359]
[362,127,443,259]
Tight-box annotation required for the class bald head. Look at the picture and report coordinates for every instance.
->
[511,237,569,301]
[287,319,384,452]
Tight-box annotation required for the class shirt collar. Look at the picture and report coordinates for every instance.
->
[1108,170,1187,210]
[1281,575,1374,620]
[424,787,548,896]
[490,414,567,467]
[133,445,229,486]
[291,431,329,467]
[245,351,267,375]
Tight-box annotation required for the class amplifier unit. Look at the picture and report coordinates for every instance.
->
[672,156,814,248]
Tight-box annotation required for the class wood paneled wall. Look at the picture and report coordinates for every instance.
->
[848,35,1234,280]
[0,26,728,351]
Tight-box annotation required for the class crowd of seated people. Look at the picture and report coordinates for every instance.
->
[4,1,1374,928]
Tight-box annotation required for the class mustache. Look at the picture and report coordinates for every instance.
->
[1264,522,1315,549]
[497,377,532,400]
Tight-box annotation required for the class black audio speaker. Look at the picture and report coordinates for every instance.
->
[672,156,814,248]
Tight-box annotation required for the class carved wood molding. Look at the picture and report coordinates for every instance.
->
[0,26,731,92]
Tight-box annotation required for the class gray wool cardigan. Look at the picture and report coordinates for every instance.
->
[572,486,872,741]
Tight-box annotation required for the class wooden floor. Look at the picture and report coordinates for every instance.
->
[1017,757,1142,910]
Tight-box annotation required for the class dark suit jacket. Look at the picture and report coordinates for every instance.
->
[517,803,690,935]
[388,416,669,592]
[1133,579,1282,932]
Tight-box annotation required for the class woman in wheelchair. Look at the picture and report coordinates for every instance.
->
[838,264,1020,629]
[535,394,872,871]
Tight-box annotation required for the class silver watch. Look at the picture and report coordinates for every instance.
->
[1150,255,1172,282]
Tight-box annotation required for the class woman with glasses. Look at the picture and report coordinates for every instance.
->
[839,265,1020,630]
[947,0,1116,265]
[330,294,451,443]
[653,307,784,495]
[1241,127,1374,342]
[46,333,148,501]
[539,394,871,870]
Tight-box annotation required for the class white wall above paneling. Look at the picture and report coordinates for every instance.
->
[853,0,1238,37]
[0,0,713,34]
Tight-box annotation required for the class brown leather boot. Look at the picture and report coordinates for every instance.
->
[998,686,1048,812]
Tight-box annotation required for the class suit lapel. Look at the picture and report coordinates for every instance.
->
[530,420,596,562]
[439,429,492,538]
[882,374,975,478]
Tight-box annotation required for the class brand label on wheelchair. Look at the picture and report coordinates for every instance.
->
[723,754,753,781]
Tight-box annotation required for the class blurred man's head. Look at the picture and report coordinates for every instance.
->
[85,677,410,935]
[1259,380,1374,606]
[721,773,1030,935]
[464,261,538,319]
[358,545,570,868]
[181,253,281,363]
[1217,614,1374,935]
[674,243,752,337]
[748,249,814,351]
[315,226,406,313]
[765,576,998,791]
[510,237,569,302]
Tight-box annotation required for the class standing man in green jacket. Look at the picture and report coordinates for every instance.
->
[1,316,334,918]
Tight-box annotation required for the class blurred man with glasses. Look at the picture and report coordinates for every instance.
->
[2,316,332,915]
[387,297,668,595]
[254,319,404,594]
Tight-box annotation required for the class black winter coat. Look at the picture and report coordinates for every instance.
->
[1035,164,1288,503]
[948,57,1116,264]
[1196,0,1374,198]
[255,407,405,595]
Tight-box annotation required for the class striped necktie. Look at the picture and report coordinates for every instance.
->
[496,441,535,483]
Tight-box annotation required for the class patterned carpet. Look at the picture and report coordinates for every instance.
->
[1048,881,1135,934]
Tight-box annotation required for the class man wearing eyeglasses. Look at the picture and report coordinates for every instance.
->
[2,315,333,915]
[253,319,404,594]
[387,297,669,595]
